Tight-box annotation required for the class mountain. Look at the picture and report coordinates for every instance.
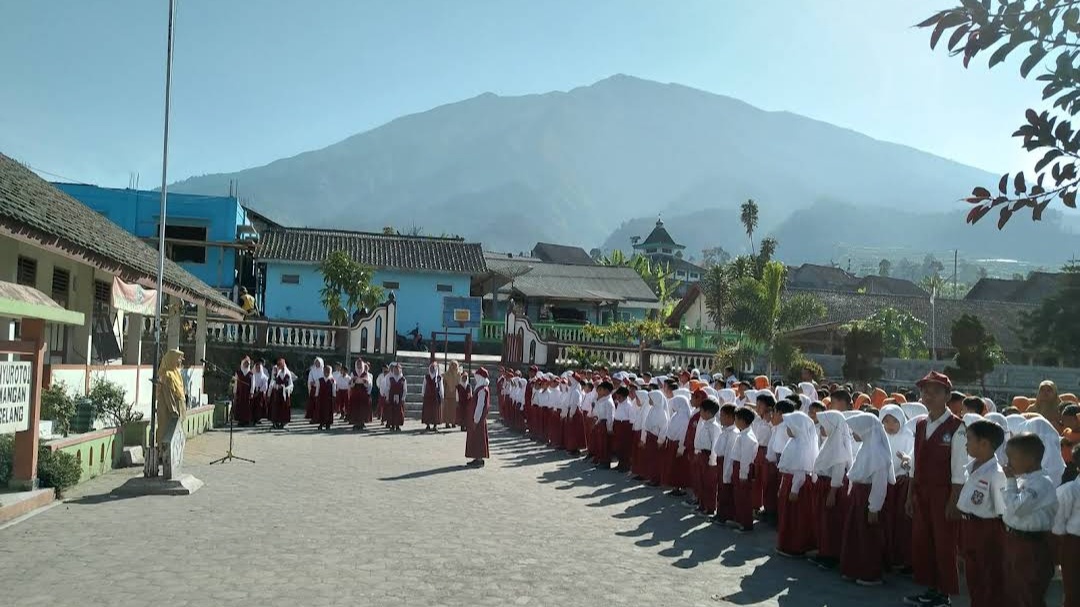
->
[172,74,1017,254]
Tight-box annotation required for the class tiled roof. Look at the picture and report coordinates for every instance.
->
[667,283,703,327]
[786,288,1032,352]
[0,153,242,317]
[257,227,487,274]
[965,273,1062,304]
[531,242,596,266]
[636,218,681,248]
[788,263,859,290]
[652,254,705,276]
[856,275,928,297]
[486,256,658,305]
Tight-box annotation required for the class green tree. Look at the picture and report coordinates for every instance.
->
[879,258,892,277]
[701,264,732,334]
[602,251,681,320]
[918,2,1080,226]
[842,324,884,384]
[755,236,778,278]
[946,313,1005,393]
[920,274,947,298]
[318,251,384,326]
[583,319,676,374]
[1021,261,1080,365]
[861,307,927,359]
[701,246,731,269]
[726,261,825,374]
[740,199,759,254]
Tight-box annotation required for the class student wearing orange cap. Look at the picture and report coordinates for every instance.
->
[871,388,888,408]
[754,375,770,390]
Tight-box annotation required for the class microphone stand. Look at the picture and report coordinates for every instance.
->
[204,359,255,465]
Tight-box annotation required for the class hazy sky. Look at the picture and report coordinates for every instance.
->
[0,0,1040,189]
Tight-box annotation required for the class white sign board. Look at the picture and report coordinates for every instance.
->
[0,361,32,434]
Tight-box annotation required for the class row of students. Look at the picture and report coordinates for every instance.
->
[496,367,1079,607]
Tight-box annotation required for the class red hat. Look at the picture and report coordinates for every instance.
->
[476,367,489,378]
[916,370,953,391]
[529,365,539,373]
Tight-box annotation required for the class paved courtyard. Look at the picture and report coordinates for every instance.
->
[2,417,997,607]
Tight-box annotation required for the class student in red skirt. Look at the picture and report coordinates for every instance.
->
[879,404,914,571]
[662,394,694,494]
[775,408,818,557]
[333,363,351,421]
[562,375,586,455]
[547,377,567,450]
[268,358,294,429]
[839,412,894,586]
[350,360,372,431]
[465,369,490,467]
[590,380,616,469]
[712,401,738,525]
[249,359,268,425]
[684,389,706,506]
[421,362,443,432]
[1055,443,1080,607]
[315,364,336,431]
[765,396,793,526]
[612,386,635,471]
[808,410,854,570]
[630,388,651,479]
[749,391,772,513]
[955,420,1007,607]
[233,356,254,426]
[1002,432,1058,607]
[695,399,722,516]
[384,363,407,432]
[640,389,669,486]
[727,407,759,532]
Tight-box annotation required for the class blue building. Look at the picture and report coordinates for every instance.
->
[256,228,487,338]
[53,183,257,298]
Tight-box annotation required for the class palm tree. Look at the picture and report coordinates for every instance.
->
[740,199,759,254]
[726,261,825,375]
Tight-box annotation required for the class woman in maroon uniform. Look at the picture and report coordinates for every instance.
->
[350,360,372,431]
[466,368,490,467]
[384,362,407,432]
[315,365,335,431]
[233,357,253,426]
[421,362,443,432]
[268,358,294,429]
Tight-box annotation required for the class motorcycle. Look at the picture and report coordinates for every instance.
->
[396,326,427,351]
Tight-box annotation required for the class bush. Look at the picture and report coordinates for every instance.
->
[785,357,825,385]
[563,346,610,370]
[40,381,77,437]
[0,434,13,486]
[36,446,81,497]
[89,378,142,428]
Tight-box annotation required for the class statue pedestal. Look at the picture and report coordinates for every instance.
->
[114,416,201,496]
[112,473,203,496]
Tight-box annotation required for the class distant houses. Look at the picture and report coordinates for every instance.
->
[256,227,486,336]
[633,218,705,287]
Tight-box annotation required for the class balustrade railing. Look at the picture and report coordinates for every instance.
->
[143,315,340,353]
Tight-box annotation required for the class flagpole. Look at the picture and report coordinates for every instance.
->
[146,0,177,478]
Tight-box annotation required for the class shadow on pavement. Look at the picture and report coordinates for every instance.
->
[378,465,473,481]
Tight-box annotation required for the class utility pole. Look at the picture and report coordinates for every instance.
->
[953,249,958,299]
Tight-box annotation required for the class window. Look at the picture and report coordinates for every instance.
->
[16,256,37,286]
[675,270,685,278]
[689,273,700,281]
[382,281,400,290]
[661,248,672,254]
[280,274,300,285]
[436,284,453,293]
[619,311,634,322]
[51,267,70,307]
[93,279,111,306]
[158,224,208,264]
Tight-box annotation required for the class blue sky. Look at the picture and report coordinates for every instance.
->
[0,0,1039,188]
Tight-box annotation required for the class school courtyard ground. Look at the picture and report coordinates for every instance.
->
[0,419,1055,607]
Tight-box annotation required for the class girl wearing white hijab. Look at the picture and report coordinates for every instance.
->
[641,391,670,486]
[985,412,1010,467]
[563,376,587,455]
[269,358,295,429]
[879,404,914,570]
[840,412,895,586]
[1024,416,1068,484]
[629,389,651,479]
[811,410,854,567]
[662,395,694,495]
[727,407,759,532]
[250,358,269,424]
[776,411,819,557]
[305,357,324,422]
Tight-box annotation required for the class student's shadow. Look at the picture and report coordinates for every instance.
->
[378,465,471,481]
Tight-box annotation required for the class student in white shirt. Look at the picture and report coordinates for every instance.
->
[1054,443,1080,607]
[839,412,894,586]
[1002,432,1059,607]
[956,420,1008,607]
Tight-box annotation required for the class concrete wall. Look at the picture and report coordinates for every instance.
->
[54,183,245,291]
[262,261,474,339]
[47,363,206,428]
[804,353,1080,397]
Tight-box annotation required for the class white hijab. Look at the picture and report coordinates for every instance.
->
[251,364,269,393]
[814,410,854,477]
[307,357,324,385]
[1023,416,1067,482]
[643,391,670,440]
[777,412,819,475]
[846,412,896,485]
[901,402,929,420]
[985,412,1010,466]
[664,395,692,442]
[799,382,817,399]
[879,404,914,473]
[717,388,737,404]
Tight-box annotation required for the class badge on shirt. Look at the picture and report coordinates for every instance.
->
[941,432,952,445]
[971,490,985,505]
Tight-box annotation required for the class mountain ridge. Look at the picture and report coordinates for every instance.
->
[169,74,1041,258]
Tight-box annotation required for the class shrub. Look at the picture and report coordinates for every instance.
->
[785,357,825,385]
[89,378,143,428]
[40,381,77,437]
[0,434,14,486]
[36,446,81,497]
[564,346,610,370]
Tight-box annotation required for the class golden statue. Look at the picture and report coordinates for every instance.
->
[155,349,188,445]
